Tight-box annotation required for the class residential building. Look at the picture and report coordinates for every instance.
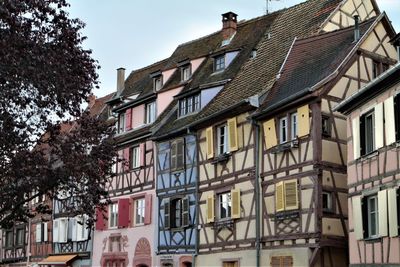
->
[336,61,400,266]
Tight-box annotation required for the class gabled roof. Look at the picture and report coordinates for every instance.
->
[190,0,344,126]
[255,18,375,115]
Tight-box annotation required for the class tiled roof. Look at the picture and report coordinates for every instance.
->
[194,0,343,122]
[257,18,375,113]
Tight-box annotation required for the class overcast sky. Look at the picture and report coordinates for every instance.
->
[67,0,400,98]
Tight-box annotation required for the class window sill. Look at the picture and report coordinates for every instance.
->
[274,210,299,220]
[363,236,381,243]
[211,153,231,164]
[271,140,299,153]
[212,219,234,229]
[356,150,379,162]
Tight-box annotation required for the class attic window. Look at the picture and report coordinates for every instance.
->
[181,64,192,82]
[250,49,257,59]
[153,75,163,91]
[214,55,225,72]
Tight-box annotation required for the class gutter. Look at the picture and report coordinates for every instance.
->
[335,62,400,113]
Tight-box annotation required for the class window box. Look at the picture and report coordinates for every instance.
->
[211,153,230,164]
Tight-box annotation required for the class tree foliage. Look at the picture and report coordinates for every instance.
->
[0,0,114,228]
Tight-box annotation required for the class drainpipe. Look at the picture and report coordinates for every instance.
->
[253,120,261,267]
[26,218,31,266]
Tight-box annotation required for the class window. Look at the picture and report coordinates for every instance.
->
[290,113,297,140]
[53,218,68,243]
[76,215,88,241]
[360,110,375,155]
[181,65,191,81]
[134,198,145,226]
[214,55,225,72]
[279,117,287,143]
[394,94,400,141]
[165,197,189,229]
[222,261,239,267]
[218,124,229,155]
[154,76,163,91]
[322,115,331,136]
[109,203,118,228]
[145,102,156,124]
[171,139,184,171]
[218,192,232,220]
[118,113,126,133]
[5,230,13,247]
[367,195,378,238]
[275,180,298,212]
[322,191,333,212]
[171,198,183,228]
[16,228,24,246]
[130,146,140,169]
[178,94,200,117]
[373,61,390,78]
[271,256,293,267]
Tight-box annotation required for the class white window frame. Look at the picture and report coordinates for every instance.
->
[367,195,379,238]
[322,191,332,211]
[279,117,288,144]
[16,228,24,246]
[131,146,140,169]
[218,192,232,220]
[109,203,118,229]
[118,113,126,133]
[181,65,191,81]
[134,198,145,226]
[214,55,225,72]
[154,76,163,91]
[291,113,297,140]
[57,218,68,243]
[145,102,156,124]
[362,110,375,155]
[217,124,229,155]
[76,215,88,241]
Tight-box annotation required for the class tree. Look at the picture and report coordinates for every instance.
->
[0,0,115,228]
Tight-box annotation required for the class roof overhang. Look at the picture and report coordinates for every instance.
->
[38,254,78,265]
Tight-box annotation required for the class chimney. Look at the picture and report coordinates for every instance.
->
[354,15,360,42]
[116,67,125,95]
[222,12,238,41]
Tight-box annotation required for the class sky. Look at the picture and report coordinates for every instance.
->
[67,0,400,98]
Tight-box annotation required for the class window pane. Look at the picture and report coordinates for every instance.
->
[219,192,232,219]
[365,113,374,154]
[280,117,287,143]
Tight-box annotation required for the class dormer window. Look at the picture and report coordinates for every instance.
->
[153,75,163,91]
[145,101,156,124]
[179,94,200,117]
[181,65,192,82]
[214,55,225,72]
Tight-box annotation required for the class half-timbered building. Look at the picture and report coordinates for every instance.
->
[252,9,397,267]
[336,63,400,265]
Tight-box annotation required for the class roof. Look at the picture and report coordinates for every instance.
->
[152,12,281,139]
[335,63,400,114]
[256,18,375,115]
[39,254,78,265]
[189,0,344,125]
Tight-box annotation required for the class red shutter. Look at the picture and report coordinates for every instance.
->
[140,143,146,167]
[144,194,152,225]
[123,148,130,171]
[95,206,108,231]
[125,109,132,130]
[118,198,130,228]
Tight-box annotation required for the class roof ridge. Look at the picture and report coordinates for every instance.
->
[129,57,170,75]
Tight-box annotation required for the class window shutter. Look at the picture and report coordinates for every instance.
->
[352,117,360,159]
[227,117,238,152]
[36,224,42,242]
[53,219,59,243]
[395,95,400,141]
[164,199,170,229]
[231,189,241,219]
[284,180,298,210]
[275,181,285,212]
[83,215,89,240]
[297,105,310,137]
[125,109,132,130]
[59,219,68,243]
[352,196,364,240]
[385,96,396,145]
[206,194,215,223]
[176,139,184,169]
[95,206,107,231]
[123,148,130,171]
[118,198,130,228]
[378,189,388,236]
[75,216,83,241]
[43,222,48,242]
[171,142,177,170]
[375,103,384,149]
[206,127,214,159]
[182,197,190,227]
[70,218,77,242]
[263,119,277,149]
[144,194,152,225]
[270,256,281,267]
[282,256,293,267]
[388,188,398,237]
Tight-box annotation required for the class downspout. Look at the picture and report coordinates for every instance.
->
[188,128,198,267]
[27,218,31,266]
[253,120,261,267]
